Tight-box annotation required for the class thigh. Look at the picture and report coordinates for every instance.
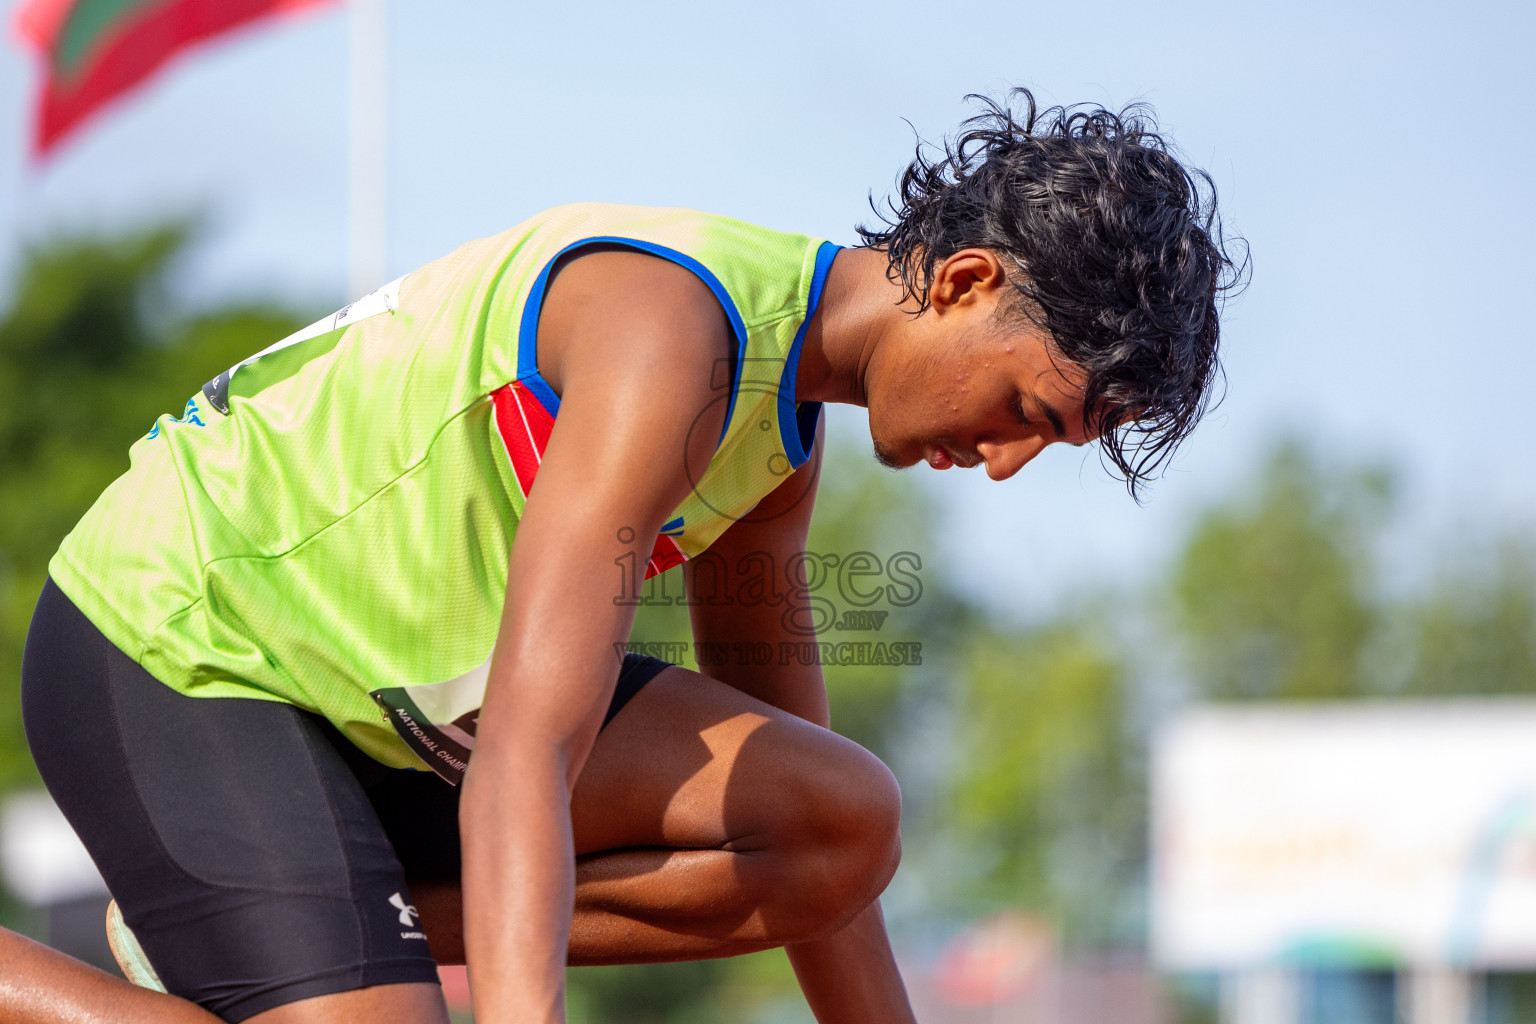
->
[411,663,896,964]
[244,984,448,1024]
[569,664,895,856]
[21,580,444,1023]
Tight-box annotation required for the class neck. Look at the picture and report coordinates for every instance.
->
[796,247,904,408]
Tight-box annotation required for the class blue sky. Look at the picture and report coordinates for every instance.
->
[2,0,1532,614]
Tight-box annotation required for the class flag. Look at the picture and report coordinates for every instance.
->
[13,0,336,156]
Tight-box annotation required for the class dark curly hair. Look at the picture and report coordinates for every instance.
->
[859,88,1247,498]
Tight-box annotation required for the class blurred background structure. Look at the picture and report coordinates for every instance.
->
[1,1,1534,1022]
[1154,704,1536,1024]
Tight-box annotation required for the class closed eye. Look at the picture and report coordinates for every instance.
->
[1010,392,1029,426]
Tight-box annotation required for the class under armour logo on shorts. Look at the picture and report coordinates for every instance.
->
[389,892,419,927]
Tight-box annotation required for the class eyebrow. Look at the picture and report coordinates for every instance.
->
[1032,395,1067,441]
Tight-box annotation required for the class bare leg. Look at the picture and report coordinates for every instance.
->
[0,927,450,1024]
[0,927,223,1024]
[242,984,448,1024]
[417,665,903,966]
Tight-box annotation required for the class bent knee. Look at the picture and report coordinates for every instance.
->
[820,741,903,873]
[765,735,903,941]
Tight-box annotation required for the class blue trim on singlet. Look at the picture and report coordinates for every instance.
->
[515,236,751,446]
[777,241,839,469]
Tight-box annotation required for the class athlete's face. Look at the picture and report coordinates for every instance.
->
[865,251,1095,482]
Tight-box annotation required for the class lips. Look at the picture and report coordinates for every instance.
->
[929,446,955,469]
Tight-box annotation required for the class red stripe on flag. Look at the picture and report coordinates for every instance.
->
[12,0,73,51]
[17,0,335,155]
[491,381,555,501]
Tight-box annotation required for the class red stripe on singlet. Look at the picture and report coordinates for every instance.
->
[646,534,687,579]
[491,380,554,500]
[491,380,689,579]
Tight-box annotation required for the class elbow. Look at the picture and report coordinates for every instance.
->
[458,726,585,833]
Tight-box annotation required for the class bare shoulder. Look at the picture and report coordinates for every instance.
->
[535,248,732,403]
[524,248,734,523]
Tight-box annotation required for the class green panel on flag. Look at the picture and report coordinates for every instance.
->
[55,0,146,75]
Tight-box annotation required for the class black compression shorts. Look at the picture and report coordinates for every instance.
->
[21,577,670,1022]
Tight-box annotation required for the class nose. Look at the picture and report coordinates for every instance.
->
[976,436,1047,481]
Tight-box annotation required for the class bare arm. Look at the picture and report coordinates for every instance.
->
[686,429,918,1024]
[461,251,730,1023]
[684,425,831,725]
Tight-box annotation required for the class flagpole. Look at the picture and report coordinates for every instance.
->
[348,0,388,298]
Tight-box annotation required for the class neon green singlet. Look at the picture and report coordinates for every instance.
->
[50,203,838,780]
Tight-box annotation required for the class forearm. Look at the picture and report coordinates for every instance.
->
[461,747,575,1024]
[787,899,917,1024]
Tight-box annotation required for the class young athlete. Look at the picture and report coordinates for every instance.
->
[3,91,1240,1023]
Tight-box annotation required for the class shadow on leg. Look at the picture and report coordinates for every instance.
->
[416,665,902,968]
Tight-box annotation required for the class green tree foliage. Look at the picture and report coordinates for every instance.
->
[1395,539,1536,697]
[1169,442,1392,701]
[0,226,305,791]
[940,617,1140,946]
[1167,439,1536,704]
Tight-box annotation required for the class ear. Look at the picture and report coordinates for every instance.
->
[929,249,1008,315]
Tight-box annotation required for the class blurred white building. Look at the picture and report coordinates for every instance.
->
[1,789,114,969]
[1152,700,1536,1024]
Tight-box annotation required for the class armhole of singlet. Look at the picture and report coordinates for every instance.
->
[775,241,840,470]
[514,236,750,450]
